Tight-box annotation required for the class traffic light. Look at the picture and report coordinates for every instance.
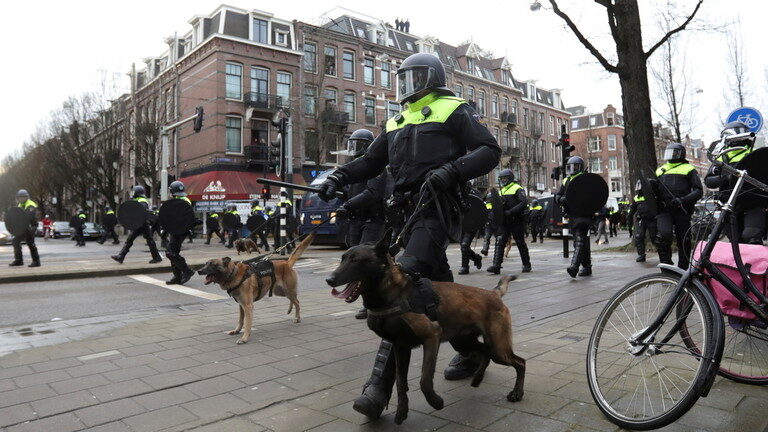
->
[560,133,574,158]
[268,133,281,169]
[261,187,271,200]
[193,106,204,133]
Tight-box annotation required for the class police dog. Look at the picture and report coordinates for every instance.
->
[234,238,260,255]
[198,233,315,344]
[325,229,525,425]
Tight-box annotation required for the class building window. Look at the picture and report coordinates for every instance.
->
[549,115,555,136]
[523,108,529,129]
[324,46,337,76]
[250,67,268,100]
[477,90,486,116]
[381,62,391,89]
[275,31,288,47]
[467,57,475,73]
[324,88,337,107]
[343,92,356,122]
[511,99,518,115]
[455,84,463,98]
[467,86,474,103]
[590,115,597,126]
[342,51,355,80]
[611,179,621,193]
[226,116,243,153]
[609,155,618,171]
[492,94,499,118]
[253,19,268,43]
[608,134,617,150]
[588,136,601,152]
[502,129,510,148]
[551,142,557,163]
[304,85,317,116]
[492,127,500,142]
[589,157,602,173]
[538,112,545,130]
[502,97,509,115]
[276,72,291,107]
[225,63,242,100]
[513,131,520,148]
[164,89,172,120]
[606,112,615,126]
[303,42,317,72]
[364,58,375,85]
[387,101,400,119]
[364,97,376,125]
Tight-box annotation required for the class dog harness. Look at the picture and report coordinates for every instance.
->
[367,275,440,321]
[225,260,277,299]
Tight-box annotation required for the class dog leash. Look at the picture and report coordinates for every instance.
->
[244,215,334,264]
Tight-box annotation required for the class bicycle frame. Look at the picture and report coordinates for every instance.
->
[629,158,768,349]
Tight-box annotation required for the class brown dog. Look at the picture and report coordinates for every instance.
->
[234,238,261,255]
[198,233,315,344]
[325,229,525,425]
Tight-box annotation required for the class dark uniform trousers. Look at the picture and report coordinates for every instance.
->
[496,220,531,267]
[529,215,544,242]
[482,221,496,253]
[165,233,191,279]
[634,217,658,256]
[100,225,119,244]
[12,229,39,263]
[569,216,592,270]
[123,223,162,260]
[206,227,225,244]
[656,208,692,269]
[227,227,240,248]
[459,229,481,269]
[727,207,766,245]
[74,223,85,246]
[251,225,270,250]
[398,206,453,283]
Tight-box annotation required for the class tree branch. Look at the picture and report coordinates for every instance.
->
[548,0,619,73]
[645,0,703,59]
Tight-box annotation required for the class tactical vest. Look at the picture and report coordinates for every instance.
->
[18,199,37,210]
[175,196,192,205]
[656,162,696,200]
[718,146,752,164]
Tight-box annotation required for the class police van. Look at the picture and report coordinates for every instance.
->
[298,170,350,247]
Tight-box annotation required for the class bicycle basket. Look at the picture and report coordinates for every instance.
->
[693,241,768,320]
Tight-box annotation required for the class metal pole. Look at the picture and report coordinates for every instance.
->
[278,118,287,255]
[160,129,169,202]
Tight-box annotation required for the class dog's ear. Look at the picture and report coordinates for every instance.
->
[222,257,231,266]
[374,228,393,257]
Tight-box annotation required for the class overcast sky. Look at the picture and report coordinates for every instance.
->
[1,0,766,160]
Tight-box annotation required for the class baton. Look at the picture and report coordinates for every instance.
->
[257,178,346,199]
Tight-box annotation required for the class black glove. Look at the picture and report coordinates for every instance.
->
[671,198,683,208]
[335,204,352,220]
[425,163,458,191]
[318,174,343,201]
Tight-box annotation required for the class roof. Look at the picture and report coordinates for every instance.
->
[570,112,625,130]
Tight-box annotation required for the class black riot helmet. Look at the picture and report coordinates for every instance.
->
[531,199,540,207]
[498,168,515,186]
[169,181,186,197]
[15,189,29,203]
[396,53,453,105]
[721,121,755,148]
[132,185,146,198]
[565,156,585,176]
[250,198,259,207]
[348,129,375,157]
[663,142,686,162]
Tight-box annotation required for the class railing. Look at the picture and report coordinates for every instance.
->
[321,109,350,126]
[245,144,269,161]
[503,146,521,158]
[531,125,544,137]
[500,112,518,126]
[245,93,283,111]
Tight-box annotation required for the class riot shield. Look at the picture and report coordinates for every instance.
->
[461,194,488,232]
[247,214,268,232]
[5,207,31,237]
[222,213,241,230]
[158,199,195,235]
[117,200,148,231]
[564,173,609,217]
[734,147,768,208]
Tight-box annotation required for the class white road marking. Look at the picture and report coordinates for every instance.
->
[127,275,227,300]
[330,310,357,316]
[77,350,121,361]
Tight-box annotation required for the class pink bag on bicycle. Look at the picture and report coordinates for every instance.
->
[693,241,768,320]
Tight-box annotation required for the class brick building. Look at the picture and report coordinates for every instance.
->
[568,105,631,200]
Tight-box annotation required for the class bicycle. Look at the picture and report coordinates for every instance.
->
[586,130,768,430]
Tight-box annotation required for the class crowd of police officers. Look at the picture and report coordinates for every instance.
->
[4,52,766,420]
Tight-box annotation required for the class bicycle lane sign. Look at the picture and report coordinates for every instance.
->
[727,107,763,133]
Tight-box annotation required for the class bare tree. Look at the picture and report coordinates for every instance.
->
[724,22,748,109]
[547,0,703,181]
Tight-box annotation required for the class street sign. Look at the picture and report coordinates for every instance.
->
[727,107,763,133]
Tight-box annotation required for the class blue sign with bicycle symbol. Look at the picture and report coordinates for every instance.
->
[727,107,763,133]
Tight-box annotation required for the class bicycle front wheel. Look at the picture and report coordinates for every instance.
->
[587,273,719,430]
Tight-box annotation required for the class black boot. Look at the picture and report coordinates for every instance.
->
[444,352,481,380]
[9,260,22,267]
[111,243,131,264]
[636,255,646,262]
[28,244,40,267]
[353,340,395,419]
[458,267,469,275]
[579,237,592,276]
[472,253,482,270]
[355,307,368,319]
[578,267,592,276]
[177,256,194,285]
[657,239,674,265]
[147,238,163,264]
[10,245,23,266]
[459,251,470,275]
[486,237,504,274]
[567,234,584,278]
[166,268,181,285]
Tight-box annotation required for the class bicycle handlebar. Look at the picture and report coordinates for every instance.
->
[720,163,768,193]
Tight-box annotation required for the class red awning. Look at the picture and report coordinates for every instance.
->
[179,171,282,201]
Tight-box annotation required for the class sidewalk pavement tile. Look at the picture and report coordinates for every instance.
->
[6,412,84,432]
[74,398,146,427]
[147,356,202,373]
[0,384,58,408]
[65,360,120,378]
[50,375,110,394]
[102,365,158,383]
[189,417,265,432]
[550,401,623,431]
[0,403,37,428]
[229,380,302,404]
[183,375,246,398]
[185,361,240,379]
[141,370,199,390]
[432,399,512,429]
[227,364,286,385]
[132,386,200,411]
[13,369,70,388]
[90,378,155,402]
[252,405,336,432]
[30,389,99,417]
[122,406,198,432]
[80,421,133,432]
[180,393,251,419]
[485,411,573,432]
[305,418,359,432]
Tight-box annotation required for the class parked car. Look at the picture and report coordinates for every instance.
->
[51,221,73,238]
[298,169,350,247]
[0,222,12,245]
[35,221,44,237]
[82,222,104,240]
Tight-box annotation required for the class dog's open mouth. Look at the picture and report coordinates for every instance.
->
[203,274,215,285]
[331,281,362,303]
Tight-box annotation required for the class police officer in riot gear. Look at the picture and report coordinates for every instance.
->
[73,208,87,247]
[340,128,376,248]
[654,143,703,269]
[111,186,163,264]
[205,211,225,244]
[98,206,120,245]
[317,52,500,419]
[248,198,271,250]
[629,180,657,262]
[487,169,531,274]
[164,181,195,285]
[480,191,496,255]
[528,199,544,243]
[225,203,241,249]
[458,186,484,275]
[9,189,41,267]
[705,121,764,244]
[274,191,295,252]
[556,156,593,277]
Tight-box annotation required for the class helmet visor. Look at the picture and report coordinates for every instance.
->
[347,139,368,156]
[566,162,582,176]
[397,67,432,103]
[663,147,684,161]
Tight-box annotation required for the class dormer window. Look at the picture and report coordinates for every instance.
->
[253,18,268,43]
[606,112,615,125]
[467,57,475,72]
[275,30,288,47]
[356,28,366,38]
[405,41,414,51]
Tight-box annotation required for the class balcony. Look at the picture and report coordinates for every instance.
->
[245,93,283,112]
[531,125,544,137]
[500,112,518,126]
[246,144,269,162]
[503,146,521,158]
[321,109,349,127]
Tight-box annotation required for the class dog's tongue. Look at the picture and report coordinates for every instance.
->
[331,282,359,299]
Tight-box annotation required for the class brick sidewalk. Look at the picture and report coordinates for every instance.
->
[1,245,767,431]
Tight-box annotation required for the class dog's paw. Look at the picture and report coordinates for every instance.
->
[293,318,300,323]
[506,389,523,402]
[236,337,249,345]
[227,330,241,335]
[394,407,408,425]
[427,394,444,410]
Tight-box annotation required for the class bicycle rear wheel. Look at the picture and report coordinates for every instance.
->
[718,317,768,384]
[587,273,719,430]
